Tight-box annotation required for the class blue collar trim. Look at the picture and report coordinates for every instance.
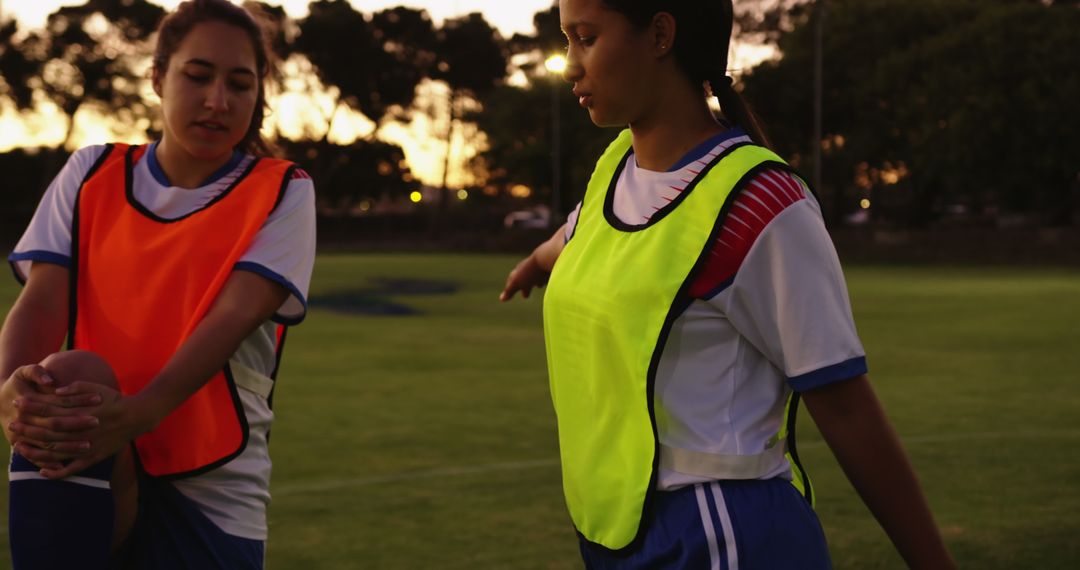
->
[667,127,747,172]
[147,141,244,188]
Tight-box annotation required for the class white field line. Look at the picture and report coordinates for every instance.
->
[273,458,558,497]
[1,428,1077,539]
[272,429,1080,497]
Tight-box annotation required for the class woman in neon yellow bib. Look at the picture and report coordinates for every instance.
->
[501,0,954,568]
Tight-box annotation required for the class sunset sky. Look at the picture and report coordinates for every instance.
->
[4,0,559,38]
[0,0,773,187]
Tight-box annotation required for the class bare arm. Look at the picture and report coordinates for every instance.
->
[0,263,70,379]
[1,263,100,456]
[30,270,288,477]
[499,224,568,302]
[802,375,955,569]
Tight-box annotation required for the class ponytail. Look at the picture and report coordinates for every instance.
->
[709,75,772,148]
[709,0,770,148]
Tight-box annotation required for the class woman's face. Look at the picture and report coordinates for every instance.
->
[560,0,658,127]
[153,20,259,161]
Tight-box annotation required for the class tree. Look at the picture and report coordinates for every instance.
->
[28,0,164,148]
[293,2,436,210]
[877,2,1080,225]
[295,1,433,141]
[742,0,1078,227]
[280,139,417,214]
[0,20,40,111]
[467,4,618,218]
[429,12,507,230]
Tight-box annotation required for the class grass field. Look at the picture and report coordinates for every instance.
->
[1,254,1078,569]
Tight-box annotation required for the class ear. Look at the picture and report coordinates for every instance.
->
[151,64,164,97]
[652,12,676,57]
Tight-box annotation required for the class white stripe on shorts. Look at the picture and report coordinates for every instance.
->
[710,482,740,570]
[8,471,111,490]
[695,484,721,570]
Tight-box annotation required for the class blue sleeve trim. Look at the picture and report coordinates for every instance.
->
[8,251,73,285]
[788,356,868,393]
[233,261,308,326]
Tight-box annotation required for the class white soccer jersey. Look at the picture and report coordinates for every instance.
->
[564,129,867,489]
[9,143,317,539]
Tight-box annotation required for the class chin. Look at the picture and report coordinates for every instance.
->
[588,110,626,129]
[185,141,238,161]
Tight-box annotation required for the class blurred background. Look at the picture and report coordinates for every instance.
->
[0,0,1076,258]
[1,1,1078,569]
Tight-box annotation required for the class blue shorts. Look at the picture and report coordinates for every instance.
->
[578,478,832,570]
[110,470,264,570]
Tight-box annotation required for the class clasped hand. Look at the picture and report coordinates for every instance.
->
[1,364,132,478]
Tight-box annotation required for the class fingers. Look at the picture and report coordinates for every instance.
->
[500,283,522,302]
[13,440,89,466]
[11,364,54,390]
[10,407,100,432]
[500,281,534,302]
[500,277,520,302]
[41,456,98,480]
[16,391,102,411]
[30,439,91,455]
[54,381,112,398]
[14,392,103,416]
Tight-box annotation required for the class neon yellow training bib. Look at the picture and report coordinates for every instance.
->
[543,129,797,551]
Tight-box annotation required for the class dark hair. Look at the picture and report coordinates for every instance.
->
[153,0,278,157]
[600,0,771,147]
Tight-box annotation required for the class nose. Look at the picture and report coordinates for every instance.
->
[562,51,583,83]
[205,78,229,112]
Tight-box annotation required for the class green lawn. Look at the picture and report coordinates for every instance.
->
[1,255,1078,569]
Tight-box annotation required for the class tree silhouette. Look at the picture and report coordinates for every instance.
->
[295,0,433,141]
[742,0,1079,226]
[0,20,40,111]
[29,0,164,148]
[430,12,507,229]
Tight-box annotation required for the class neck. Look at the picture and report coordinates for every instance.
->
[154,138,234,189]
[628,76,725,172]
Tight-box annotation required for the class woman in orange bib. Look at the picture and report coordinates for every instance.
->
[0,1,315,568]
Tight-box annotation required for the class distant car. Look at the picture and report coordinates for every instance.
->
[503,206,551,230]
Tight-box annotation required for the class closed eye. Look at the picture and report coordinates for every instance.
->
[183,72,212,84]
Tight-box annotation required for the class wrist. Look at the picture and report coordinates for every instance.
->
[530,247,554,274]
[125,391,169,436]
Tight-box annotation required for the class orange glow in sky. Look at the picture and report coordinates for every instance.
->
[0,0,774,187]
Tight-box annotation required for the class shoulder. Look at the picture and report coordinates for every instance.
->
[281,167,314,201]
[265,166,315,221]
[45,145,113,200]
[67,145,112,176]
[690,167,815,298]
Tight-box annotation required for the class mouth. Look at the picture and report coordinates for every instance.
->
[574,90,593,108]
[193,120,228,132]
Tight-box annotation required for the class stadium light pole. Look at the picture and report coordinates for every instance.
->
[812,0,826,192]
[545,54,567,228]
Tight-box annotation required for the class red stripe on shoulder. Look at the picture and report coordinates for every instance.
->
[690,169,807,298]
[291,168,311,180]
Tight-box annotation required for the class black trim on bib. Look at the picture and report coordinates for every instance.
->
[579,146,759,558]
[578,152,818,556]
[160,363,251,480]
[124,146,262,224]
[786,392,814,505]
[602,141,754,232]
[268,325,288,408]
[67,144,119,350]
[270,166,297,214]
